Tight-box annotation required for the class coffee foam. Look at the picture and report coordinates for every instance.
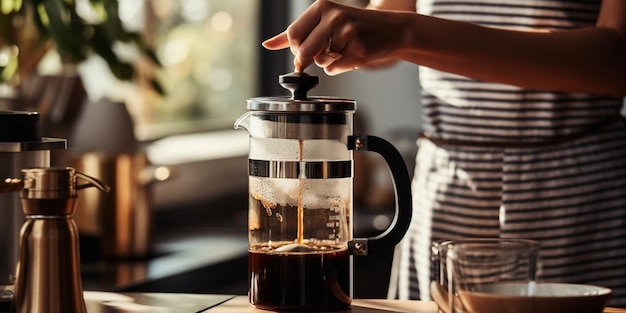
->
[250,177,350,209]
[249,137,350,161]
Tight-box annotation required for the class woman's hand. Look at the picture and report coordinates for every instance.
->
[262,0,410,75]
[263,0,626,96]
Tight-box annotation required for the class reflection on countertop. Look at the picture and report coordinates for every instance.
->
[84,292,234,313]
[81,227,249,294]
[80,191,250,295]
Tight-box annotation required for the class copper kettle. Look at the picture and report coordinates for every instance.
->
[0,167,109,313]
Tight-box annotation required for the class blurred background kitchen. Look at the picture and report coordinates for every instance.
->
[0,0,421,300]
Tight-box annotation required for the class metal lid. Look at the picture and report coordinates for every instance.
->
[0,110,41,142]
[0,110,67,152]
[21,167,78,199]
[0,137,67,152]
[246,72,356,112]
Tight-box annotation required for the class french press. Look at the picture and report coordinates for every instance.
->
[0,167,109,313]
[235,72,412,311]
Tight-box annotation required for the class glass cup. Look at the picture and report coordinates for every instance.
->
[430,239,454,313]
[430,239,530,312]
[431,239,454,287]
[445,239,540,313]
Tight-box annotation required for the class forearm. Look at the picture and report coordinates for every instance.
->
[367,0,415,11]
[393,13,626,97]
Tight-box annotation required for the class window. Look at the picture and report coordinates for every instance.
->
[121,0,289,141]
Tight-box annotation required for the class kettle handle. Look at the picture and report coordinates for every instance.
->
[76,171,111,192]
[347,135,412,256]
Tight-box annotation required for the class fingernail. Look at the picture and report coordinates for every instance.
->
[328,52,343,61]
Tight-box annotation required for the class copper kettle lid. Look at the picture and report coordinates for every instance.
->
[18,167,109,200]
[20,167,77,199]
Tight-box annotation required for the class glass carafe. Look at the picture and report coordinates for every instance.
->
[235,72,412,311]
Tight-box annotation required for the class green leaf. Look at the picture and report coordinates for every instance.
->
[1,0,163,93]
[1,0,22,15]
[150,77,165,95]
[39,1,85,61]
[1,55,18,81]
[109,61,133,80]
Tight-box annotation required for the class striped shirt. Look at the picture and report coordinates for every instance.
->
[388,0,626,308]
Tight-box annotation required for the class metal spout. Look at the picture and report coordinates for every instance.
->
[234,111,252,133]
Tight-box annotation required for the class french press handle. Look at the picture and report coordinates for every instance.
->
[348,135,413,256]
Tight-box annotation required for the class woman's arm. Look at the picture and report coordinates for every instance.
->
[364,0,416,68]
[394,1,626,97]
[263,0,626,97]
[367,0,415,11]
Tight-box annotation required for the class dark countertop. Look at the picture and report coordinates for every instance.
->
[80,227,249,294]
[80,191,252,295]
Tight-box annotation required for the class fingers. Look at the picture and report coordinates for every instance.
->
[295,2,353,72]
[289,1,333,71]
[264,32,309,72]
[262,32,289,50]
[324,57,364,76]
[314,51,343,69]
[261,0,364,75]
[313,37,343,68]
[262,1,327,71]
[300,25,336,69]
[323,49,365,76]
[320,27,366,76]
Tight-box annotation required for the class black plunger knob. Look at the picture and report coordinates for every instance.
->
[279,72,319,100]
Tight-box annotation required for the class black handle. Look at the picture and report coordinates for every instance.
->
[348,135,412,256]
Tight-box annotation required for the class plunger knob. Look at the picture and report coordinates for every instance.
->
[279,72,319,100]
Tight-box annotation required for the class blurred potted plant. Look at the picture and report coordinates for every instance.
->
[0,0,161,136]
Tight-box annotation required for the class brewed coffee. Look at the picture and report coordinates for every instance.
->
[248,243,351,311]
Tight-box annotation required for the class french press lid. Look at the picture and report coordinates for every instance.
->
[246,72,356,112]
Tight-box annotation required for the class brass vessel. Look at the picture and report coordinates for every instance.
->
[0,167,108,313]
